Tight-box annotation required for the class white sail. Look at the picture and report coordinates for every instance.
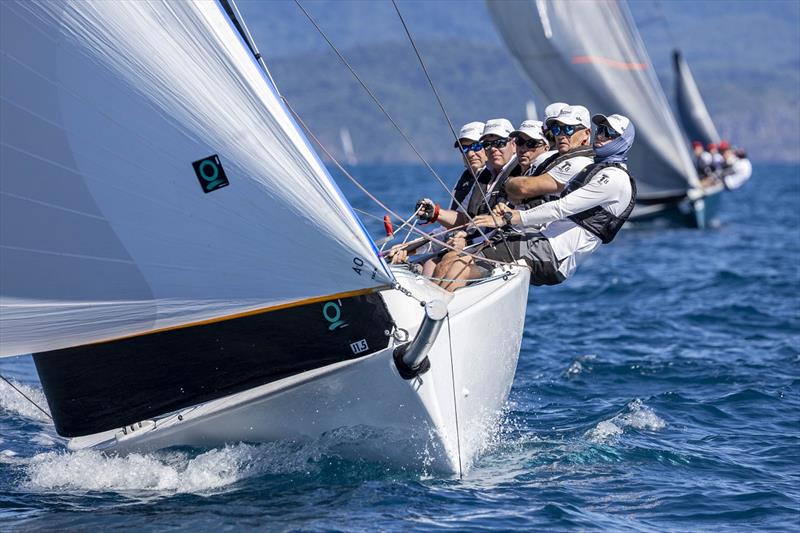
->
[487,0,700,199]
[0,0,392,357]
[339,127,358,165]
[525,100,538,121]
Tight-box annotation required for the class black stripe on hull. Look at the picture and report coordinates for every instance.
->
[34,293,393,437]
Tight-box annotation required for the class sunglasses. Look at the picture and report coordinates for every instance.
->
[516,138,547,149]
[457,142,484,153]
[595,124,620,138]
[548,124,585,137]
[482,138,510,150]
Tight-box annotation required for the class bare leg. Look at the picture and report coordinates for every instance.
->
[432,250,461,283]
[439,255,484,292]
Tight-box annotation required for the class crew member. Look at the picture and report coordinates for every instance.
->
[435,113,637,291]
[503,105,595,209]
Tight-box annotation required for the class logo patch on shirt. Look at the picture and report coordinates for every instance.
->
[560,161,572,172]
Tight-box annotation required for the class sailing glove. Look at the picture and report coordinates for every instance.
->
[415,198,439,223]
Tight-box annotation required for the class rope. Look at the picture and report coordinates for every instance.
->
[390,0,514,260]
[281,96,516,269]
[292,0,494,245]
[0,374,52,421]
[445,314,464,479]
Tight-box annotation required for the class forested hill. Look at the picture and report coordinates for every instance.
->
[239,0,799,164]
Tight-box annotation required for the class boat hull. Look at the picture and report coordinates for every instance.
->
[68,266,530,474]
[628,184,724,229]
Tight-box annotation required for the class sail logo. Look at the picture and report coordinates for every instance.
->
[323,300,348,331]
[192,154,230,193]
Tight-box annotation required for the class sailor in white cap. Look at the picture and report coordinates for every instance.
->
[388,121,488,266]
[542,101,568,147]
[439,113,635,290]
[414,118,516,230]
[449,121,488,212]
[503,105,595,211]
[509,120,554,179]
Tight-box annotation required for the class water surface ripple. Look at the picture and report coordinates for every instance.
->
[1,164,798,531]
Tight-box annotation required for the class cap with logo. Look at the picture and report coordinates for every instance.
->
[510,120,546,141]
[543,102,568,121]
[545,105,591,129]
[480,118,514,140]
[591,113,631,135]
[454,121,486,148]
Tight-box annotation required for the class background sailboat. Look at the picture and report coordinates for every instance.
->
[673,49,721,147]
[487,0,716,228]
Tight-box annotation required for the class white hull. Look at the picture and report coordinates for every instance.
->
[68,266,530,474]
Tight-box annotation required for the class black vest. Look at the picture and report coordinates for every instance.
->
[450,167,479,210]
[515,147,595,210]
[459,163,516,217]
[560,162,637,244]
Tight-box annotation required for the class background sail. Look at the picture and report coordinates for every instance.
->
[673,50,721,147]
[0,0,392,357]
[487,0,700,199]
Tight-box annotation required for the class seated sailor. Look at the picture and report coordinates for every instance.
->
[542,101,568,148]
[503,105,595,210]
[506,119,556,209]
[434,113,637,292]
[387,121,486,266]
[413,119,517,230]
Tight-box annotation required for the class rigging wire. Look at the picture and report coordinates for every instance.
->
[390,0,514,260]
[292,0,495,246]
[0,374,52,421]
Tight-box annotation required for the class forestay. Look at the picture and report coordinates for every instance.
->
[487,0,700,199]
[0,0,392,357]
[673,50,720,147]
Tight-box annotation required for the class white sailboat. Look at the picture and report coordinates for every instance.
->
[487,0,718,228]
[673,50,751,193]
[339,127,358,166]
[0,0,529,474]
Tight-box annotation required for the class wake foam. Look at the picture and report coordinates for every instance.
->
[584,399,666,443]
[20,425,434,493]
[0,379,51,422]
[23,442,316,493]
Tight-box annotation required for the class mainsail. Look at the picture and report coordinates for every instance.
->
[673,50,721,146]
[487,0,700,199]
[0,1,392,357]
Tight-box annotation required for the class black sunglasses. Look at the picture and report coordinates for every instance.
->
[516,138,547,149]
[482,138,510,150]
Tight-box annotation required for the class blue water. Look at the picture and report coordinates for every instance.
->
[1,164,798,531]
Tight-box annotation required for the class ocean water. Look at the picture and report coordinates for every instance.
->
[1,163,798,531]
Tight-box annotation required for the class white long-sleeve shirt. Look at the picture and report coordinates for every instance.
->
[518,165,632,279]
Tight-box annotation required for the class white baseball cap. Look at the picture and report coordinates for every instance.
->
[544,102,568,120]
[454,121,485,147]
[510,120,546,141]
[545,105,591,129]
[591,113,631,135]
[480,118,514,140]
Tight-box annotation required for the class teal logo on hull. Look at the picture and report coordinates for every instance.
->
[323,301,348,331]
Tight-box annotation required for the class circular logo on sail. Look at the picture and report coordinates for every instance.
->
[192,154,230,193]
[322,301,348,331]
